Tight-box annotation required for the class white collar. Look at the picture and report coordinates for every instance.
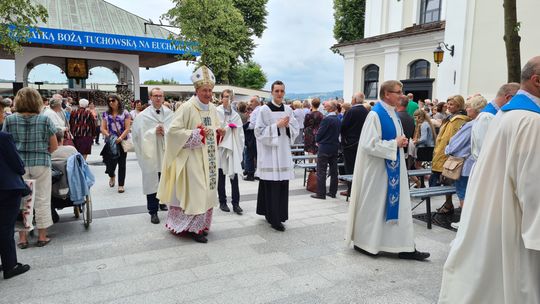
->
[380,100,396,111]
[196,97,210,111]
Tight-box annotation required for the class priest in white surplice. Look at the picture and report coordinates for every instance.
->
[438,57,540,304]
[216,89,245,215]
[157,66,224,243]
[345,80,430,261]
[255,80,299,231]
[131,87,173,225]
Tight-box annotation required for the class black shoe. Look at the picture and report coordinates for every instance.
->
[398,250,430,261]
[150,214,160,224]
[310,194,326,200]
[189,232,208,243]
[271,223,285,232]
[354,246,378,257]
[0,265,2,272]
[326,193,336,198]
[220,204,230,212]
[232,205,243,215]
[243,175,255,181]
[159,204,168,211]
[4,263,30,280]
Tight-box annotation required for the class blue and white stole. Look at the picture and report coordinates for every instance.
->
[372,102,401,222]
[501,93,540,114]
[482,101,499,115]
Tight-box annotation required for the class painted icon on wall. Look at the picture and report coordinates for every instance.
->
[66,58,88,79]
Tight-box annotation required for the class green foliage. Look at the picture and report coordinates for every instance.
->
[0,0,48,54]
[231,61,267,89]
[164,0,267,84]
[232,0,268,38]
[333,0,365,43]
[143,78,180,85]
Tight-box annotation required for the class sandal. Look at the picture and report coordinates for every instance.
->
[109,177,115,188]
[436,201,454,214]
[17,242,29,250]
[36,239,51,247]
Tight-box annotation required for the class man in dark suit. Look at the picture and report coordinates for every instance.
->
[396,95,415,167]
[340,92,369,196]
[311,101,342,200]
[0,131,31,279]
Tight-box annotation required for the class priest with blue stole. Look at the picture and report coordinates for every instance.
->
[157,66,224,243]
[345,80,429,260]
[439,56,540,304]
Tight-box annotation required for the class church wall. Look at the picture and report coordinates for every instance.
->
[467,0,540,100]
[353,54,385,100]
[434,0,472,101]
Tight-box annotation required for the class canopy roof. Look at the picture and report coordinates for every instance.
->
[33,0,172,39]
[0,0,194,68]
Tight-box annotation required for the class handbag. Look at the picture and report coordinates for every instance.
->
[120,138,134,153]
[306,170,318,193]
[441,156,464,180]
[16,179,35,232]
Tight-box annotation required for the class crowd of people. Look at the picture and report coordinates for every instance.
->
[1,56,538,304]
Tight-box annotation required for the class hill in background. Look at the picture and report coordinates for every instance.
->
[286,90,343,101]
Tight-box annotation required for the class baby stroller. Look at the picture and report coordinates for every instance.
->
[51,153,95,229]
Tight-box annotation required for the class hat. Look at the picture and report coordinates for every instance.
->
[191,66,216,89]
[79,98,89,108]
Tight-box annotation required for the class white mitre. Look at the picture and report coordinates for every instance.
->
[191,66,216,89]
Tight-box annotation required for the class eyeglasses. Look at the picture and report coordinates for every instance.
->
[108,99,117,102]
[152,95,163,98]
[388,90,403,95]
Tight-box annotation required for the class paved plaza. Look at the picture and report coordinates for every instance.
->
[1,144,456,304]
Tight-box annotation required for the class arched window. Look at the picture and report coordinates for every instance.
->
[409,60,430,79]
[363,64,379,99]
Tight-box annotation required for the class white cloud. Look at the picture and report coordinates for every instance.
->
[0,0,343,94]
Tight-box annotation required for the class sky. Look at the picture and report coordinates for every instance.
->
[0,0,344,94]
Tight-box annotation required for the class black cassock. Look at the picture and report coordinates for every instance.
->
[255,102,290,226]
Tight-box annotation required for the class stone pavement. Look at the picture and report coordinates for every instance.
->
[1,144,456,304]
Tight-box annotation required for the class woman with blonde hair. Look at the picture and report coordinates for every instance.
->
[292,100,306,144]
[444,95,487,228]
[2,87,58,248]
[430,95,470,214]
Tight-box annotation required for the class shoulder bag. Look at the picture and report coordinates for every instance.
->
[441,155,464,180]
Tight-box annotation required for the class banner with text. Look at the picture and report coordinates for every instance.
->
[19,27,199,56]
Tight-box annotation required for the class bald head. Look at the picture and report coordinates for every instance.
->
[249,95,260,108]
[351,92,365,105]
[520,56,540,98]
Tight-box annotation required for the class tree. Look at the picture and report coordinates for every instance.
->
[232,0,268,38]
[0,0,48,54]
[143,78,179,85]
[231,61,267,89]
[333,0,365,43]
[503,0,521,83]
[164,0,268,84]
